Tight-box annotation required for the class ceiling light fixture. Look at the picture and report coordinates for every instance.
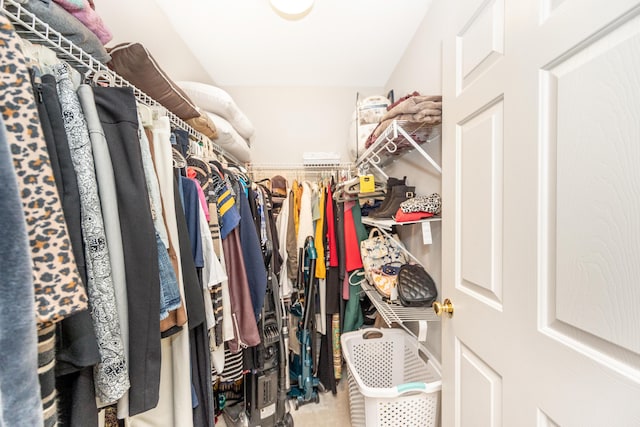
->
[270,0,315,20]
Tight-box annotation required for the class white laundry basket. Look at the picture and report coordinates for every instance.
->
[341,328,441,427]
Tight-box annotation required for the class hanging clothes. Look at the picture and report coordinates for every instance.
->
[0,114,43,427]
[276,193,293,297]
[31,71,101,427]
[199,201,227,344]
[0,17,88,329]
[342,200,367,333]
[297,181,315,251]
[173,173,207,330]
[231,176,268,320]
[210,164,260,352]
[144,126,187,336]
[206,200,231,363]
[314,184,327,279]
[93,86,169,416]
[54,63,130,405]
[325,182,342,315]
[285,188,299,282]
[222,227,262,352]
[129,118,192,427]
[205,192,233,362]
[77,82,130,422]
[181,176,205,269]
[343,200,364,295]
[293,180,302,235]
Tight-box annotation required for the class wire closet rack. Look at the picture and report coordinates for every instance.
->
[247,162,356,182]
[0,0,241,165]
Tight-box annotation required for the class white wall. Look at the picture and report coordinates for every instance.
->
[224,86,383,165]
[383,0,451,362]
[98,0,214,84]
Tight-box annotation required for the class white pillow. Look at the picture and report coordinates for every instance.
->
[205,111,251,163]
[177,81,255,140]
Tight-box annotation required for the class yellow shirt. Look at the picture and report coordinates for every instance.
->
[293,180,302,235]
[314,185,326,279]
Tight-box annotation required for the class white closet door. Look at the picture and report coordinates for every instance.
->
[440,0,640,425]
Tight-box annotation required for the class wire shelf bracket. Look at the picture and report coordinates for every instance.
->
[356,120,442,178]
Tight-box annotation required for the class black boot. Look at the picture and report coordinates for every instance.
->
[369,185,415,218]
[371,176,406,215]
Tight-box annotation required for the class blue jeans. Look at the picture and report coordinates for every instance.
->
[156,233,182,320]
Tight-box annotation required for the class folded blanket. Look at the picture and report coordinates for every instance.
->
[386,91,420,110]
[53,0,112,44]
[364,94,443,148]
[372,114,441,140]
[381,96,442,122]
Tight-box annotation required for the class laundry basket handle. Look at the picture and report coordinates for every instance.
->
[396,382,426,393]
[396,381,442,395]
[362,330,384,340]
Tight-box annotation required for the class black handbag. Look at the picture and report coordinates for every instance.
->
[396,263,438,307]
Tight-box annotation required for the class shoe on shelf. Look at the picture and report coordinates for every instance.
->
[369,176,406,216]
[369,185,416,219]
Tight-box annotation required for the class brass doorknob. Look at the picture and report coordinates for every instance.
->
[433,298,454,318]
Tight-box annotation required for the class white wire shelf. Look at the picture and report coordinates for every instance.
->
[356,120,441,178]
[248,162,355,182]
[361,216,442,231]
[0,0,241,165]
[360,279,440,325]
[248,162,354,171]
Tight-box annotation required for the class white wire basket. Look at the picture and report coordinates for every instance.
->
[341,328,442,427]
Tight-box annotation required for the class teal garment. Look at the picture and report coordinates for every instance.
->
[343,269,365,333]
[352,200,369,243]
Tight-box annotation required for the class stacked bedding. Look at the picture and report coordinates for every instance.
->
[105,43,254,163]
[177,81,254,163]
[365,92,442,149]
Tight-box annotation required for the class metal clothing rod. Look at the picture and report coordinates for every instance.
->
[0,0,241,165]
[248,162,355,171]
[247,162,355,181]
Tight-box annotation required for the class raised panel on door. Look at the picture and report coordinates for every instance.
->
[456,0,505,94]
[536,410,560,427]
[457,99,504,309]
[539,9,640,379]
[456,339,502,427]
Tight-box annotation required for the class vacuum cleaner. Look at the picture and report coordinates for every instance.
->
[224,237,294,427]
[287,236,321,409]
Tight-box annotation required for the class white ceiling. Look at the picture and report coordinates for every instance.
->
[99,0,432,88]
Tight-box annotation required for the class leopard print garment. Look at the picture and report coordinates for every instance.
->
[399,192,442,215]
[0,17,88,325]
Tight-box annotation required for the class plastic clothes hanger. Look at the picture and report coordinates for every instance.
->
[137,103,153,127]
[23,41,60,71]
[90,69,115,87]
